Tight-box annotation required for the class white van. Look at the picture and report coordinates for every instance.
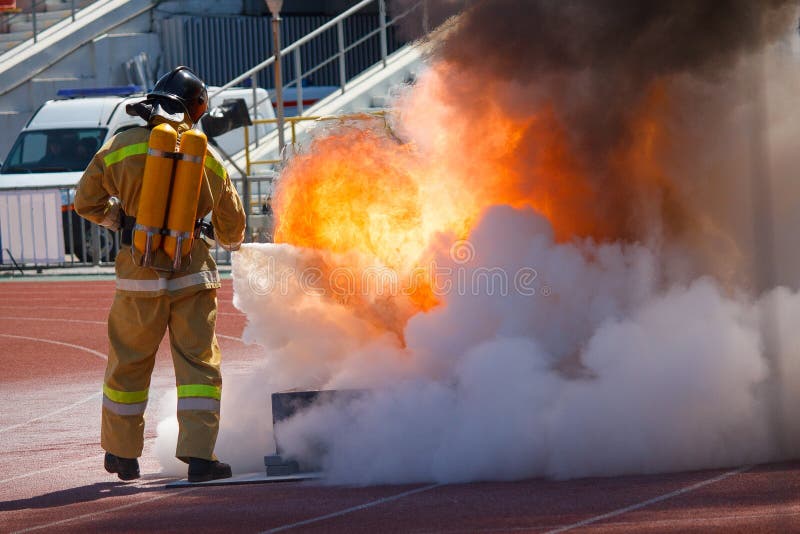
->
[0,86,273,261]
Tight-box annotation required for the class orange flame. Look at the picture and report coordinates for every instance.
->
[273,64,671,323]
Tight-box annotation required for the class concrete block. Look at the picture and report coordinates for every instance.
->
[263,454,285,466]
[270,389,366,472]
[271,390,365,427]
[266,462,299,477]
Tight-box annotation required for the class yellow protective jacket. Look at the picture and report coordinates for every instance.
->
[75,125,246,297]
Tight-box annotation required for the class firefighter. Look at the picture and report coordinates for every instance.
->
[74,66,246,483]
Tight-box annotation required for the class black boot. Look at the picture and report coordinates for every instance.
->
[104,452,140,481]
[187,457,232,483]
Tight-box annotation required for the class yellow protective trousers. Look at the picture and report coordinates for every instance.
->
[101,288,222,461]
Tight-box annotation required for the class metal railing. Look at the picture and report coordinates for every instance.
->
[0,175,276,272]
[209,0,424,148]
[1,0,80,45]
[242,111,390,175]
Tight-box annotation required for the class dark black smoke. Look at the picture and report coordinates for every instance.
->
[392,0,800,288]
[440,1,794,78]
[436,0,797,156]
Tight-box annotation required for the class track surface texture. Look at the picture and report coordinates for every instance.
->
[1,279,798,533]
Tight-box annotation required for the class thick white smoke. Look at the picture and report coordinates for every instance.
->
[153,11,800,482]
[225,204,799,484]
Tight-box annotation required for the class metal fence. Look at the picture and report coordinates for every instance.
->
[159,10,408,91]
[0,175,275,272]
[208,0,423,128]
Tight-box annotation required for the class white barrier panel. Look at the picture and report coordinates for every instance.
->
[0,189,64,265]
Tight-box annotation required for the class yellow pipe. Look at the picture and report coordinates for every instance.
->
[241,111,395,173]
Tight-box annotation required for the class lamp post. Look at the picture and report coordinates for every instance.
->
[266,0,286,156]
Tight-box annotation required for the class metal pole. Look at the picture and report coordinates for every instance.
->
[71,0,76,22]
[91,225,101,266]
[378,0,388,67]
[422,0,430,34]
[32,1,38,44]
[272,13,286,156]
[294,48,303,116]
[337,21,346,94]
[251,73,260,148]
[244,126,252,176]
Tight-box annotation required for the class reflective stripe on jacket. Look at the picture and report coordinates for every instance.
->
[74,125,246,296]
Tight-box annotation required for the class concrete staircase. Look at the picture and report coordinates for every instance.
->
[0,0,159,159]
[0,0,94,52]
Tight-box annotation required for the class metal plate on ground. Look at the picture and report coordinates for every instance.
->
[165,471,323,489]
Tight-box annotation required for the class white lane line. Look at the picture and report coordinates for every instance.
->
[0,333,107,361]
[0,435,159,486]
[0,305,108,312]
[0,392,100,434]
[261,483,443,533]
[575,508,800,529]
[0,288,110,293]
[1,324,245,347]
[543,465,752,534]
[0,456,97,485]
[11,487,197,533]
[0,315,105,325]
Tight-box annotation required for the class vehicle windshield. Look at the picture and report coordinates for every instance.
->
[1,128,107,174]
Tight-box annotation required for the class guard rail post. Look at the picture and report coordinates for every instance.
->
[379,0,388,66]
[337,20,346,94]
[251,73,260,147]
[32,0,37,43]
[294,48,303,116]
[90,225,101,266]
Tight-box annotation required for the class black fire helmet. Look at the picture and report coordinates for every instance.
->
[147,66,209,124]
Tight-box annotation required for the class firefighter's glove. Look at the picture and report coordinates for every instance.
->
[100,196,123,232]
[198,221,215,241]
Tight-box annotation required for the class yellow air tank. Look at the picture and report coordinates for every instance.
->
[134,123,178,262]
[163,129,207,269]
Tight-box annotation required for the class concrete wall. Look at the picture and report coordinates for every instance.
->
[0,10,158,159]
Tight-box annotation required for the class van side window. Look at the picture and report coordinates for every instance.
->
[1,128,107,173]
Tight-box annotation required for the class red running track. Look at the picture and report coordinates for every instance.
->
[0,279,798,533]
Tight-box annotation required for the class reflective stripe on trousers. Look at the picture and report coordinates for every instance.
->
[115,270,220,293]
[177,384,221,412]
[102,383,148,416]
